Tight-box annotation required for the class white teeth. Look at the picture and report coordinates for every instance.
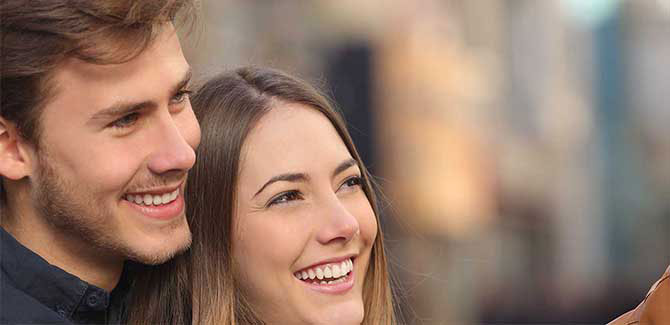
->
[324,266,332,279]
[332,264,341,278]
[126,189,179,206]
[295,258,354,283]
[333,277,346,284]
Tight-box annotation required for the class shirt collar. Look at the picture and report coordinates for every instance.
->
[0,227,112,320]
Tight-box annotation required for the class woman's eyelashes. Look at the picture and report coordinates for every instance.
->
[338,175,363,192]
[265,175,363,208]
[267,190,303,207]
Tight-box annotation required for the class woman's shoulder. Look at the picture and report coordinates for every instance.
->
[608,265,670,325]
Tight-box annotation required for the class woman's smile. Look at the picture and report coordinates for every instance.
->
[294,257,356,294]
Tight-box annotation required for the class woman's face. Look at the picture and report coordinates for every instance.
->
[233,103,377,324]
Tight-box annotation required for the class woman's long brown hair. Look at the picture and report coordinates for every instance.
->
[129,66,396,324]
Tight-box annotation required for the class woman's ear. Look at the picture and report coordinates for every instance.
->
[0,117,35,180]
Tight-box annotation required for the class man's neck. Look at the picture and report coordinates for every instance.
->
[1,207,123,292]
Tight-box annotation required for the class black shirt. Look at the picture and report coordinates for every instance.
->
[0,228,129,324]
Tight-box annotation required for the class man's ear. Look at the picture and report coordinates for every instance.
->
[0,117,35,180]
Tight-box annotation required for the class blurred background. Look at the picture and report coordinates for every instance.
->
[182,0,670,323]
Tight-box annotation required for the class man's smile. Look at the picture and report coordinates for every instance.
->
[122,183,186,221]
[124,188,179,206]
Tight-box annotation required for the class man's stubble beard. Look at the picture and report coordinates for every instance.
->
[32,151,191,265]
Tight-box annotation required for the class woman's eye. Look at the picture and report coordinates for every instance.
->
[267,190,303,207]
[170,89,192,105]
[339,176,363,191]
[110,112,140,128]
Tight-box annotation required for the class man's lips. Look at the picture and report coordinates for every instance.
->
[124,188,180,206]
[122,183,185,220]
[123,181,184,206]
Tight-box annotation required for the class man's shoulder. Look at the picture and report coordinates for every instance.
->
[1,275,70,324]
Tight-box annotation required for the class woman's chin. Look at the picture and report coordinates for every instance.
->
[305,300,364,325]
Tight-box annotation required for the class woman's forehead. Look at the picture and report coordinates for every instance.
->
[238,104,352,181]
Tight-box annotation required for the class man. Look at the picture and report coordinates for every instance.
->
[0,1,200,323]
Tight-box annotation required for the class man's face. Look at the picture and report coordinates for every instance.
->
[29,25,200,264]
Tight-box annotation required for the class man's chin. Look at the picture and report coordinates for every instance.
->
[126,232,192,265]
[125,212,192,265]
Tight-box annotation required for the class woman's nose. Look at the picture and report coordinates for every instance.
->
[315,196,361,246]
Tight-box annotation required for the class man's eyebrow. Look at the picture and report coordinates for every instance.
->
[88,67,193,124]
[171,67,193,95]
[253,173,310,198]
[89,100,155,124]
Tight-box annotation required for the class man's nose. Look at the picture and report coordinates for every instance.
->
[147,109,200,175]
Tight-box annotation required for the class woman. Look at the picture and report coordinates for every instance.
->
[131,66,397,324]
[189,66,397,324]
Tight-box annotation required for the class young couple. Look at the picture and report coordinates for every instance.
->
[0,0,395,324]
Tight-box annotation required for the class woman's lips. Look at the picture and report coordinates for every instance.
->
[294,257,356,294]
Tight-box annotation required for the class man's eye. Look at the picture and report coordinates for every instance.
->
[267,190,303,207]
[110,112,140,128]
[170,89,193,105]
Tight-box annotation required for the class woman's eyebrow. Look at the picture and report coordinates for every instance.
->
[332,158,357,178]
[253,173,309,198]
[252,159,357,198]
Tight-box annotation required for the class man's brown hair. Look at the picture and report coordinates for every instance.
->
[0,0,197,205]
[0,0,196,143]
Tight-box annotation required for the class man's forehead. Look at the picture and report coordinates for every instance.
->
[55,25,184,83]
[43,25,189,119]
